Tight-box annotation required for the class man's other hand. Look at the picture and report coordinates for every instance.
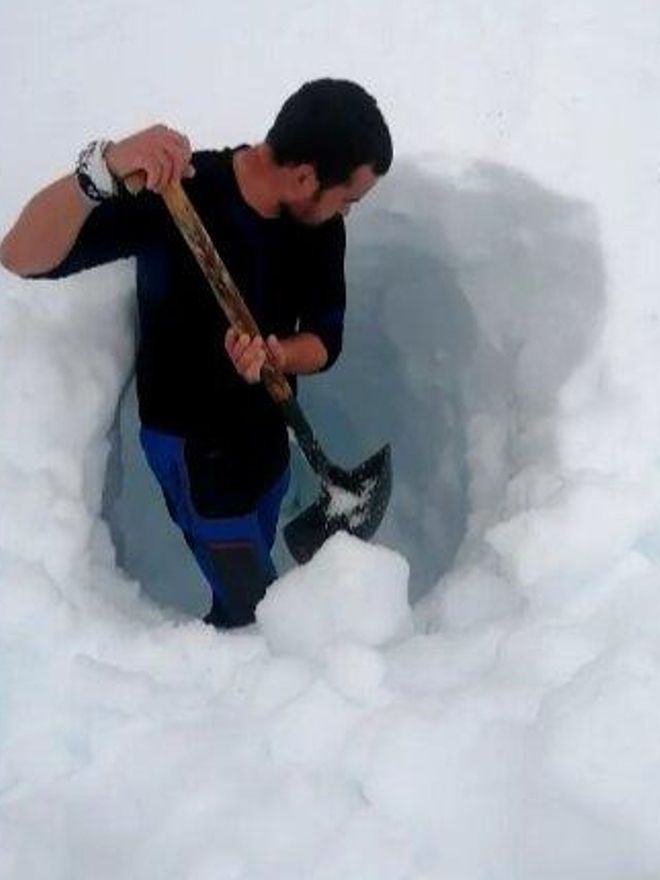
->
[104,124,195,194]
[225,328,287,383]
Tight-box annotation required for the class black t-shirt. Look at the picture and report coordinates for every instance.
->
[35,148,346,499]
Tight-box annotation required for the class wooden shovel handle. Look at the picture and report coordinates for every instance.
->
[123,171,293,404]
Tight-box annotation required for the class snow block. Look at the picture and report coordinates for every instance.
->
[256,532,411,659]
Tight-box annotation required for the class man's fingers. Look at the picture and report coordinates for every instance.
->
[225,327,240,354]
[155,146,175,190]
[224,330,284,383]
[225,329,248,359]
[266,334,286,370]
[161,131,192,184]
[233,333,254,362]
[248,348,267,383]
[144,157,162,192]
[165,128,191,158]
[164,131,195,180]
[142,151,171,192]
[235,336,263,371]
[167,142,192,186]
[228,334,267,383]
[105,124,195,186]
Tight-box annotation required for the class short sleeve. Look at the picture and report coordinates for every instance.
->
[298,217,346,370]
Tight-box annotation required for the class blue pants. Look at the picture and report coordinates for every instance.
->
[140,427,290,628]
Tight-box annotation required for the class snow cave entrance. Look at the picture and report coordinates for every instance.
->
[102,160,604,615]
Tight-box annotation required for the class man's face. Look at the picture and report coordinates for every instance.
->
[285,164,379,226]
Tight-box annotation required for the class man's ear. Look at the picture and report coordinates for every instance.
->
[291,163,319,198]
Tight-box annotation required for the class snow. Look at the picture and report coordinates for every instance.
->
[3,0,660,877]
[257,533,412,659]
[326,478,377,526]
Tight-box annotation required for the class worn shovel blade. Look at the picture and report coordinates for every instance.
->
[284,444,392,564]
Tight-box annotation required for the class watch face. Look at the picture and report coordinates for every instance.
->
[76,170,103,202]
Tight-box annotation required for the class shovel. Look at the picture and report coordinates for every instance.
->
[128,174,391,562]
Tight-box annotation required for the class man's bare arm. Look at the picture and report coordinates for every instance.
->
[0,124,193,278]
[0,175,94,276]
[274,332,328,374]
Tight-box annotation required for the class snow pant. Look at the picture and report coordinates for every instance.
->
[139,427,290,628]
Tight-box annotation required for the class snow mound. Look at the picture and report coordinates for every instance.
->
[257,532,411,658]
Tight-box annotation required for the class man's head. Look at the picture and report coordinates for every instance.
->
[266,78,392,225]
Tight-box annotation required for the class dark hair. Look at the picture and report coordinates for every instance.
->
[266,78,393,188]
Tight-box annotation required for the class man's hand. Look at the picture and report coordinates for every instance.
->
[0,123,197,277]
[104,124,195,194]
[225,328,287,384]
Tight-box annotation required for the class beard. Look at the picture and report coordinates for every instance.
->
[280,186,331,227]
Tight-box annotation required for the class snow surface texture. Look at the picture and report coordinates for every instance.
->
[3,1,660,878]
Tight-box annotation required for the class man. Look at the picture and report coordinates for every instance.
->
[0,78,393,628]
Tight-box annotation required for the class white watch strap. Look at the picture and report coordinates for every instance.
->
[76,140,118,201]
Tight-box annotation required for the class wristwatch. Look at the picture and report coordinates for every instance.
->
[75,139,119,202]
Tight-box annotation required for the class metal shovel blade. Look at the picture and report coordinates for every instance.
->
[284,444,392,563]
